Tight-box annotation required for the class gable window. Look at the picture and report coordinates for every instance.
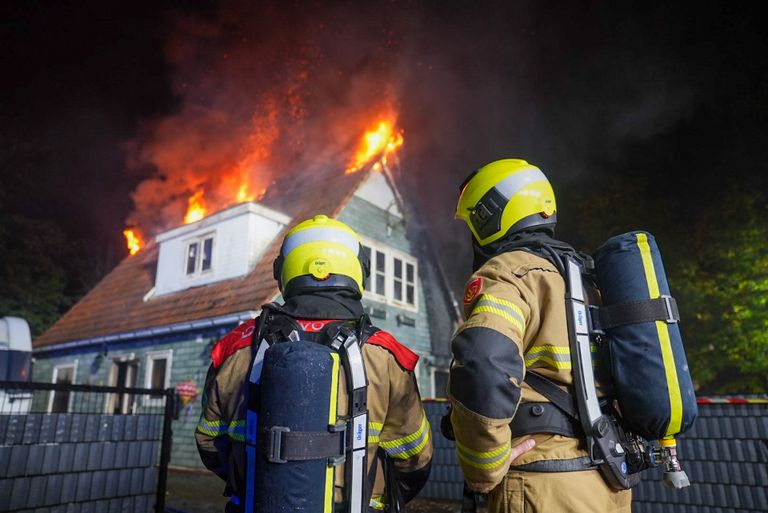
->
[144,350,173,407]
[361,240,418,311]
[373,250,386,295]
[393,258,416,304]
[186,235,214,276]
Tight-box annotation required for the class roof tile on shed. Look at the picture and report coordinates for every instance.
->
[35,168,372,348]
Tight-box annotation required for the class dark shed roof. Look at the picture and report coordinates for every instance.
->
[633,399,768,513]
[421,398,768,512]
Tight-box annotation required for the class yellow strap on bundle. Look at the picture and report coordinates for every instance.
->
[636,233,682,436]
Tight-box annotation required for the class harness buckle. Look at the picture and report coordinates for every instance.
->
[267,426,290,463]
[660,295,679,324]
[587,304,605,336]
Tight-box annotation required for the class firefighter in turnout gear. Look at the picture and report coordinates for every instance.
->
[449,159,632,512]
[195,215,432,512]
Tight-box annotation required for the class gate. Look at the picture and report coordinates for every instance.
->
[0,380,174,513]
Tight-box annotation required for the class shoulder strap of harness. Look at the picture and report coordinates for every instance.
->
[511,254,637,487]
[562,255,639,489]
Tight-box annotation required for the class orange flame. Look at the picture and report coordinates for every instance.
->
[123,100,403,244]
[345,120,404,174]
[236,184,250,203]
[184,190,207,224]
[123,229,143,256]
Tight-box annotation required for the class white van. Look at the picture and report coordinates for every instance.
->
[0,316,32,413]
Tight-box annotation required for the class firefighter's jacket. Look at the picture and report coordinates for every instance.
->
[195,305,432,509]
[449,249,599,492]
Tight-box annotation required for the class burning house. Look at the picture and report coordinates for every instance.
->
[31,123,460,469]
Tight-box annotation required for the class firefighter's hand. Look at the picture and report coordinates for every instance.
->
[510,439,536,461]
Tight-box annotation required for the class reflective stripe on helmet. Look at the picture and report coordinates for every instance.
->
[281,226,360,256]
[494,166,549,200]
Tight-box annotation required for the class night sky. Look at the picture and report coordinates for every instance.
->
[2,1,766,299]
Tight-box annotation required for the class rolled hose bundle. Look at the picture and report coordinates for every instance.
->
[593,231,697,440]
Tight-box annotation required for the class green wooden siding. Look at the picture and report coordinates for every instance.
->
[339,195,437,397]
[31,334,220,470]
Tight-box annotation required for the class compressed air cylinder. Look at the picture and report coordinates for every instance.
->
[593,231,697,440]
[256,341,339,513]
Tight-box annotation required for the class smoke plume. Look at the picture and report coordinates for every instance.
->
[123,2,410,239]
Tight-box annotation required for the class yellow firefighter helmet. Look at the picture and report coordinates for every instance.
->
[456,159,557,246]
[273,215,370,298]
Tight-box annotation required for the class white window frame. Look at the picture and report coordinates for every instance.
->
[360,238,419,312]
[144,349,173,407]
[184,232,215,277]
[48,360,78,413]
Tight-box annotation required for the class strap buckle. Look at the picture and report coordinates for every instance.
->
[661,295,679,324]
[327,422,346,466]
[267,426,290,463]
[587,304,605,336]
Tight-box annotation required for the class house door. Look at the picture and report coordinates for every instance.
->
[109,358,138,414]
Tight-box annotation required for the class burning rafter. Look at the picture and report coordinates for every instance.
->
[345,120,404,174]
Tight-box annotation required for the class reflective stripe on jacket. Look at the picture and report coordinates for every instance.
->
[449,250,599,493]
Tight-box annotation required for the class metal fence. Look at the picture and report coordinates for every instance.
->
[0,381,174,513]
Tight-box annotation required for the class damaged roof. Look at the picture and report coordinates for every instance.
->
[34,168,372,348]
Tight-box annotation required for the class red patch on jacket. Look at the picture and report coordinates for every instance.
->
[367,330,419,371]
[296,319,335,332]
[464,277,484,304]
[211,320,257,368]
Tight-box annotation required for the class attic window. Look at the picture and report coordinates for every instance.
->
[186,235,214,276]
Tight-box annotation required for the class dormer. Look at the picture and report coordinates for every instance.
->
[153,202,290,296]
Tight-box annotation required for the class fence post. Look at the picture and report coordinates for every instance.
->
[156,387,175,513]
